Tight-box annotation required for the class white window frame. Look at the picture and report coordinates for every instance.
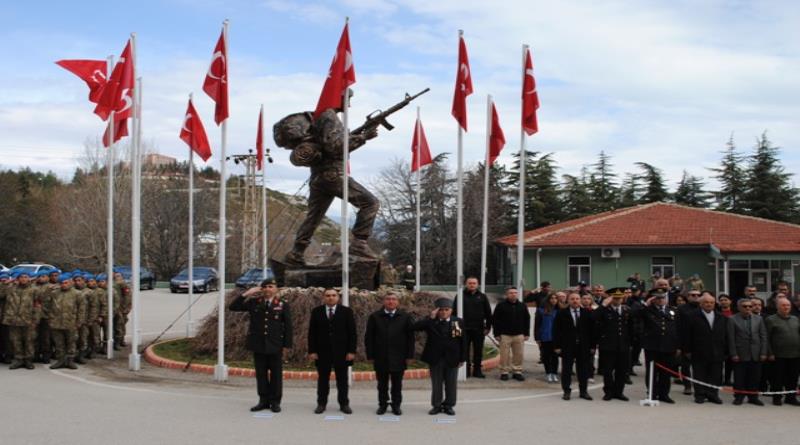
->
[567,256,591,287]
[651,256,675,279]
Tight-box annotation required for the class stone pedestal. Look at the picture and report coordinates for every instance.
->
[273,254,380,290]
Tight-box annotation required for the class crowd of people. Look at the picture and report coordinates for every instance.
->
[523,276,800,405]
[0,269,131,369]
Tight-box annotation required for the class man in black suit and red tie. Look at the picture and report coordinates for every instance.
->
[308,288,357,415]
[553,292,594,401]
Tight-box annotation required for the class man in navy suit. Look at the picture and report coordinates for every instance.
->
[308,288,357,414]
[681,293,728,404]
[414,298,467,416]
[553,293,594,401]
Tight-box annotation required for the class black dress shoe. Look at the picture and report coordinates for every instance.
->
[340,405,352,414]
[615,394,629,402]
[376,406,388,415]
[732,398,743,406]
[250,401,270,412]
[472,371,486,379]
[602,394,613,401]
[707,397,723,405]
[443,407,455,416]
[660,396,675,404]
[694,398,705,404]
[314,405,326,414]
[270,404,282,413]
[512,373,525,382]
[428,407,441,415]
[500,374,509,381]
[748,398,764,406]
[579,392,593,401]
[773,396,783,406]
[562,392,571,400]
[391,405,402,416]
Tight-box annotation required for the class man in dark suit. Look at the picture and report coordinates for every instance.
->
[365,291,415,415]
[681,293,727,404]
[308,288,357,414]
[229,278,292,413]
[637,288,680,403]
[452,276,492,378]
[593,288,635,401]
[553,292,594,401]
[414,298,467,415]
[727,298,767,406]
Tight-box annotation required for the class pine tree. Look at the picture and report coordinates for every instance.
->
[673,170,709,208]
[527,153,562,228]
[740,132,799,221]
[619,173,641,207]
[588,151,619,212]
[636,162,669,203]
[561,170,593,220]
[709,135,745,213]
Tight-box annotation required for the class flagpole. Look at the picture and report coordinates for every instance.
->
[128,31,143,370]
[214,19,229,383]
[105,54,115,360]
[480,95,491,295]
[456,29,466,383]
[260,104,268,280]
[415,107,421,292]
[187,94,195,338]
[341,19,351,309]
[517,44,528,298]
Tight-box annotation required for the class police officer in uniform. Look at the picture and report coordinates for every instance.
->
[637,288,679,403]
[594,288,635,401]
[230,278,293,413]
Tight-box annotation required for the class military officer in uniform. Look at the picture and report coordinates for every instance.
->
[230,278,293,413]
[636,288,680,403]
[84,274,102,359]
[0,272,11,363]
[34,270,58,363]
[413,298,467,416]
[72,274,90,364]
[2,271,38,369]
[48,273,81,369]
[90,275,107,356]
[594,288,635,401]
[113,272,131,349]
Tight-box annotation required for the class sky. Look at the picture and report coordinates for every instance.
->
[1,0,799,214]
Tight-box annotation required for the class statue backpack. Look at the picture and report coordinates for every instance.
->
[273,112,322,167]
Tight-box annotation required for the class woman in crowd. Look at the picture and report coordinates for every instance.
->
[535,293,560,383]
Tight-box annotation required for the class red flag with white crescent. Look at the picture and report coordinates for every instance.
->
[451,34,473,131]
[55,59,108,104]
[411,117,432,173]
[102,118,128,148]
[487,102,506,165]
[203,29,229,125]
[522,48,539,136]
[179,98,212,161]
[314,22,356,118]
[94,40,134,122]
[256,107,264,171]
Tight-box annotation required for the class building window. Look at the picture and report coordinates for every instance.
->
[651,257,674,279]
[568,256,591,287]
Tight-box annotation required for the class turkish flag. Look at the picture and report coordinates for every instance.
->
[411,117,432,173]
[256,107,264,171]
[522,48,539,136]
[314,22,356,118]
[487,102,505,165]
[55,59,108,104]
[102,118,128,148]
[203,29,229,125]
[451,35,473,131]
[94,40,134,122]
[179,98,212,161]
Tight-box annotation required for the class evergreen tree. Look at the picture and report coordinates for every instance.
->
[740,132,799,221]
[527,153,563,228]
[673,170,709,207]
[588,151,619,212]
[619,173,641,207]
[507,149,539,230]
[561,170,593,220]
[635,162,669,203]
[709,135,745,213]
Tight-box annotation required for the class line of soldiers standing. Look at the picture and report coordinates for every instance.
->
[0,269,131,370]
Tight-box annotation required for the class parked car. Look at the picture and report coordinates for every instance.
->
[235,267,275,288]
[114,266,156,290]
[9,263,58,276]
[0,264,9,273]
[170,267,218,293]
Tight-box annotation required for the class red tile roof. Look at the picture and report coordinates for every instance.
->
[495,202,800,253]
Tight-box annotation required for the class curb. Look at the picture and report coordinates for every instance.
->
[144,340,500,381]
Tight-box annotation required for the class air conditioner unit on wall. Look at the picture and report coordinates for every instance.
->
[601,247,621,258]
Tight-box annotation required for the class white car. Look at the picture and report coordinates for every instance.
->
[0,264,8,272]
[8,263,58,276]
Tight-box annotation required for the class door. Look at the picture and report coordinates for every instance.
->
[750,270,770,299]
[728,271,749,301]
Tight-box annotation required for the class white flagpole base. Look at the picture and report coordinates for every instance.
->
[128,352,141,371]
[639,399,660,407]
[214,364,229,382]
[458,366,466,381]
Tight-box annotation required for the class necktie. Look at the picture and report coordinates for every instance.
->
[573,309,579,326]
[328,308,334,320]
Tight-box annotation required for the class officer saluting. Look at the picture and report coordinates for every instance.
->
[594,288,635,401]
[636,288,679,403]
[229,278,293,413]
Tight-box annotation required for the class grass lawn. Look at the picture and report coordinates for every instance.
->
[153,338,497,372]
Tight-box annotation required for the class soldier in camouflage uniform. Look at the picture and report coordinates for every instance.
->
[33,270,57,363]
[85,274,103,358]
[0,272,11,364]
[72,274,90,364]
[1,271,38,369]
[48,273,80,369]
[113,272,131,350]
[97,275,111,351]
[274,105,380,267]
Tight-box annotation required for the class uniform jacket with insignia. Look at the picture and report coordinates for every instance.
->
[47,288,81,330]
[229,293,293,354]
[636,304,679,353]
[593,304,635,352]
[1,284,37,327]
